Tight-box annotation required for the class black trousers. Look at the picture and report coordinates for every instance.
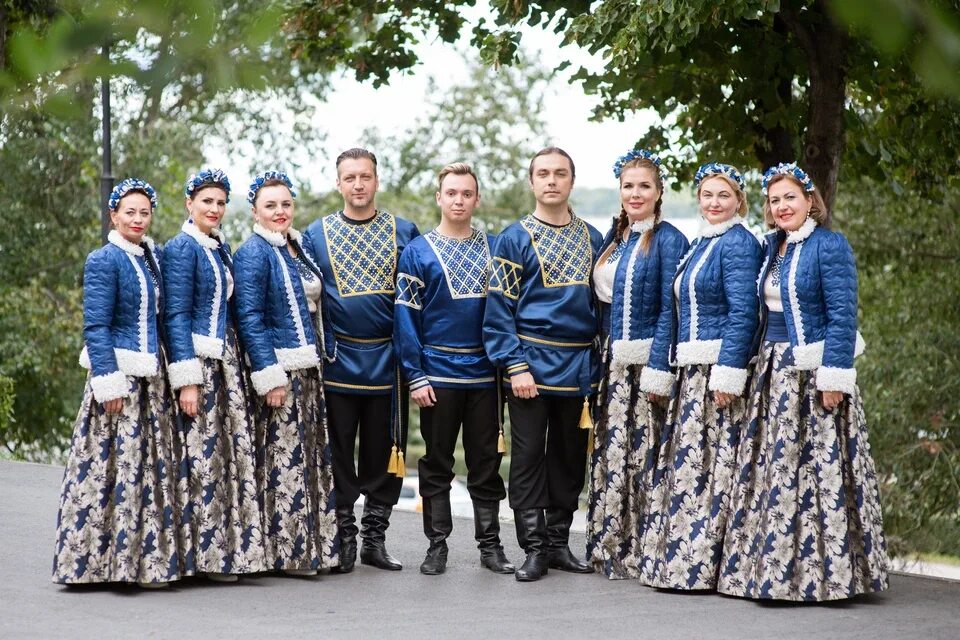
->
[417,387,506,504]
[326,391,405,506]
[506,391,588,512]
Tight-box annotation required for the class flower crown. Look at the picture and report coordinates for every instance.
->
[694,162,745,190]
[185,167,231,202]
[761,162,815,195]
[612,148,664,179]
[247,170,297,205]
[108,178,158,211]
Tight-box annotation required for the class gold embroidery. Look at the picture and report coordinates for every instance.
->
[490,256,522,300]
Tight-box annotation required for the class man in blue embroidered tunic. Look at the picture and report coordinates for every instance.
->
[302,148,420,572]
[395,163,514,577]
[483,147,604,582]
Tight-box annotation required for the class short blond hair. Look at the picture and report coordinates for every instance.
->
[437,162,479,193]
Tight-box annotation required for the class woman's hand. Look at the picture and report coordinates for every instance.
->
[821,390,844,411]
[511,372,539,400]
[713,391,736,409]
[102,398,123,414]
[647,392,667,405]
[411,384,436,408]
[266,386,286,408]
[179,384,200,417]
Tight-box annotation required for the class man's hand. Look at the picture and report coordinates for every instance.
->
[411,384,437,408]
[511,372,538,400]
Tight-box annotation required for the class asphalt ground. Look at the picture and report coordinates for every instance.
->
[2,459,959,640]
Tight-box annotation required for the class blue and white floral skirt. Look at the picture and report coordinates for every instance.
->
[639,363,744,590]
[255,366,339,571]
[587,362,667,579]
[176,334,265,576]
[717,341,889,601]
[53,370,182,585]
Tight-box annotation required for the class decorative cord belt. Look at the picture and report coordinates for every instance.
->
[517,333,593,349]
[335,333,392,344]
[424,344,485,354]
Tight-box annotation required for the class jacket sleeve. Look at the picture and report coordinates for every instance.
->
[394,245,428,390]
[709,231,762,395]
[816,232,860,394]
[640,229,689,396]
[234,244,287,395]
[162,238,203,390]
[83,250,129,403]
[482,231,529,377]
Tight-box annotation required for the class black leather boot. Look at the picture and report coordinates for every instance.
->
[546,508,592,574]
[514,508,548,582]
[474,500,514,574]
[359,499,403,571]
[420,492,452,575]
[331,504,358,574]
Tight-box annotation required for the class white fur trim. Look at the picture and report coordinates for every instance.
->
[697,215,744,239]
[276,345,320,371]
[708,364,749,395]
[786,216,817,244]
[89,370,131,403]
[80,346,158,377]
[192,333,225,359]
[675,339,722,366]
[253,223,287,246]
[815,366,857,394]
[639,367,676,396]
[792,332,866,371]
[182,220,221,249]
[250,364,288,396]
[611,338,653,366]
[167,358,203,390]
[107,230,144,256]
[630,217,655,234]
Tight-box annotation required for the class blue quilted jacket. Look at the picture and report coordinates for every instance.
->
[161,221,234,390]
[755,217,865,394]
[80,230,164,403]
[233,224,336,396]
[673,217,762,395]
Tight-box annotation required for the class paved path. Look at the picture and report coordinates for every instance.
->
[2,460,959,639]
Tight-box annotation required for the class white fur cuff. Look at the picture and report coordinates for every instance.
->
[816,366,857,394]
[276,345,321,371]
[792,332,866,371]
[167,358,203,390]
[611,338,653,366]
[192,333,225,360]
[251,364,288,396]
[639,367,676,397]
[675,339,722,366]
[80,346,158,377]
[708,365,749,395]
[90,370,131,403]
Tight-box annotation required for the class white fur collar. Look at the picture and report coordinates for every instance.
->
[253,223,301,247]
[785,216,817,244]
[108,229,155,256]
[182,220,223,249]
[698,215,744,239]
[630,217,656,234]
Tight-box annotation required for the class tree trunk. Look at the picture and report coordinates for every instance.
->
[752,17,797,170]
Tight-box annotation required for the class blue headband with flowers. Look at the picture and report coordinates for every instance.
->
[694,162,745,190]
[761,162,815,195]
[247,170,296,205]
[613,148,664,179]
[108,178,158,211]
[185,167,231,202]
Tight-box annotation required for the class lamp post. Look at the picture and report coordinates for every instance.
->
[99,43,113,245]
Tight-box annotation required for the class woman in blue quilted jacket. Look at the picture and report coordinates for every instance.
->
[639,163,762,591]
[586,149,689,579]
[52,179,183,588]
[233,170,339,575]
[718,163,889,601]
[161,169,266,581]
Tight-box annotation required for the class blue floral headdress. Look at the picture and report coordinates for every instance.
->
[694,162,745,190]
[761,162,815,195]
[247,170,297,205]
[612,148,664,179]
[185,167,231,202]
[108,178,158,211]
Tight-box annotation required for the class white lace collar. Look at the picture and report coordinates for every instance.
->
[253,223,302,247]
[698,215,744,239]
[785,216,817,244]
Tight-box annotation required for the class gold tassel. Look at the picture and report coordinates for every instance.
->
[386,444,398,475]
[395,451,406,478]
[587,429,595,455]
[578,397,593,430]
[497,431,507,454]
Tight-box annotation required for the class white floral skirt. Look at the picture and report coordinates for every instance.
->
[587,362,667,579]
[639,363,745,590]
[255,367,339,571]
[53,371,182,585]
[717,342,889,601]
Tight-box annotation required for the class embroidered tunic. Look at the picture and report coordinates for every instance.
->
[302,210,420,394]
[483,214,604,396]
[394,228,497,390]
